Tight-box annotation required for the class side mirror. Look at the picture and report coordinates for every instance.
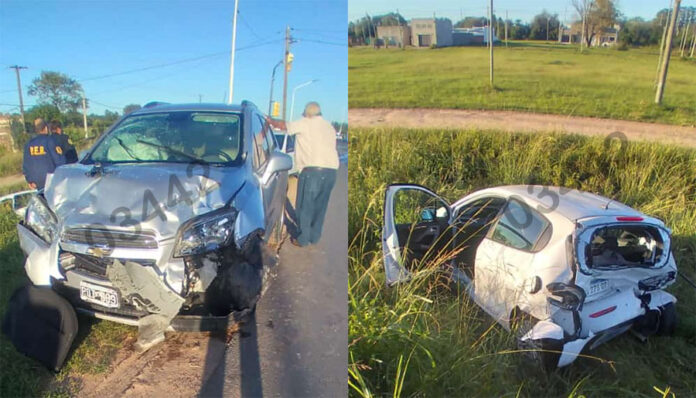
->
[261,151,292,184]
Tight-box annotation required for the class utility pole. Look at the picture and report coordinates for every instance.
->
[656,8,671,85]
[546,17,550,41]
[505,10,508,48]
[680,10,691,57]
[227,0,239,104]
[9,65,27,136]
[691,26,696,58]
[489,0,494,87]
[655,0,681,104]
[580,0,588,51]
[282,25,292,121]
[268,59,283,115]
[81,94,88,139]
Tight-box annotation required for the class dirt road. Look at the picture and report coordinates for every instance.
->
[349,108,696,148]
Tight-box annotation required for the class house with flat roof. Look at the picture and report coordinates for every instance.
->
[409,18,453,47]
[376,25,411,47]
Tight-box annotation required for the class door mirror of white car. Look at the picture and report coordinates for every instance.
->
[261,151,293,184]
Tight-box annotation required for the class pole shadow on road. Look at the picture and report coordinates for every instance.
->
[199,313,263,398]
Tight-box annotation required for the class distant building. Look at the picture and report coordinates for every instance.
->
[409,18,453,47]
[559,23,620,47]
[0,115,14,150]
[376,25,411,47]
[452,26,497,46]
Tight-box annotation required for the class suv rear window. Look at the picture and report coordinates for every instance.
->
[586,225,667,269]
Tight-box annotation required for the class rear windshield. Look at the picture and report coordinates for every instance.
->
[585,225,667,269]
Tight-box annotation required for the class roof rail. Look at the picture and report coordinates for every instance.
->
[143,101,169,108]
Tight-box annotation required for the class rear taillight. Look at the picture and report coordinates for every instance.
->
[616,216,644,222]
[547,282,586,311]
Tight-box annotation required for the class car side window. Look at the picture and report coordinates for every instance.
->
[455,197,505,226]
[491,199,550,251]
[261,116,276,152]
[252,114,269,170]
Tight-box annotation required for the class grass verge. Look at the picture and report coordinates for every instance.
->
[348,42,696,125]
[348,127,696,396]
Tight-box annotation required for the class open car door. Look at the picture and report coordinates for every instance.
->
[382,184,451,285]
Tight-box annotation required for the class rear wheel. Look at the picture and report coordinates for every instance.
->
[512,312,562,371]
[656,302,677,336]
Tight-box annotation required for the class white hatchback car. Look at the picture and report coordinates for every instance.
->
[383,184,678,368]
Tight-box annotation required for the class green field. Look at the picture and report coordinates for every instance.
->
[0,206,135,397]
[348,128,696,397]
[349,42,696,125]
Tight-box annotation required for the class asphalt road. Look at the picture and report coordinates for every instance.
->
[199,161,348,398]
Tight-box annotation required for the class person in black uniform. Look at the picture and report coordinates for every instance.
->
[50,120,78,163]
[22,118,67,190]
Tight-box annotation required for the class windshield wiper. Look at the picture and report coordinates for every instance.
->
[135,139,206,163]
[115,137,142,161]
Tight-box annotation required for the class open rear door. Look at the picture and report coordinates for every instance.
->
[382,184,451,285]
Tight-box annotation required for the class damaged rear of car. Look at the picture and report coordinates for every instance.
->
[382,185,679,369]
[16,102,291,348]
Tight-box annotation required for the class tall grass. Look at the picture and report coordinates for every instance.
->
[348,128,696,397]
[349,42,696,125]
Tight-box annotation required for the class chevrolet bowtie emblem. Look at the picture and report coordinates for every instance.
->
[86,245,113,258]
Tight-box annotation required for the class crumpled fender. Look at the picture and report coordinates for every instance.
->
[557,333,594,368]
[231,180,265,249]
[646,290,677,310]
[520,320,565,341]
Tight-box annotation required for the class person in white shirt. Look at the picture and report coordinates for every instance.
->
[270,102,339,246]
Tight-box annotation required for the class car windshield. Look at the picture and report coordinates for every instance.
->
[89,111,241,164]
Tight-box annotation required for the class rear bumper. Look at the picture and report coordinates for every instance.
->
[528,289,676,368]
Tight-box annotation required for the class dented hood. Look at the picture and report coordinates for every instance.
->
[44,162,247,238]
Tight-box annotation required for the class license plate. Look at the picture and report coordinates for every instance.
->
[80,281,119,308]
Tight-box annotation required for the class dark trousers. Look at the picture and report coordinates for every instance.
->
[295,167,337,246]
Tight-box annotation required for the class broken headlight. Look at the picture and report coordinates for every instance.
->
[25,195,58,243]
[547,282,586,312]
[173,207,237,257]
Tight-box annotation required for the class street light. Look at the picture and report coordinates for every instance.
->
[290,79,318,121]
[267,59,283,115]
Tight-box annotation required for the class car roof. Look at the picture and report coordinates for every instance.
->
[131,102,252,115]
[474,185,644,221]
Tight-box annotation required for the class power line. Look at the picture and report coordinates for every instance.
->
[294,37,346,46]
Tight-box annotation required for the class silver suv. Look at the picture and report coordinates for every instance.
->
[17,102,291,337]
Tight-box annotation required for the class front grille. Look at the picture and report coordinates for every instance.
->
[61,228,158,250]
[59,252,157,279]
[60,252,111,278]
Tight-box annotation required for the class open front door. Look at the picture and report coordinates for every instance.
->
[382,184,451,285]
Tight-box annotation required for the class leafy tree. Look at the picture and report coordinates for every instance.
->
[619,17,656,46]
[455,17,488,28]
[27,71,84,113]
[25,104,61,129]
[509,20,532,40]
[530,11,560,41]
[123,104,141,115]
[348,12,406,44]
[572,0,620,47]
